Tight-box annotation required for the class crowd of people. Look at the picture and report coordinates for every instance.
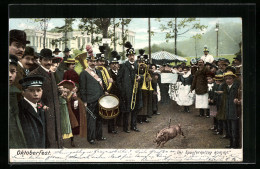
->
[9,29,242,149]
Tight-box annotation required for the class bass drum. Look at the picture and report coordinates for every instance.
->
[98,94,120,119]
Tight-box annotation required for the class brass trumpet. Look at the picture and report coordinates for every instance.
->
[141,64,154,91]
[97,66,112,91]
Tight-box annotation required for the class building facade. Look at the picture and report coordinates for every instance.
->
[24,27,135,56]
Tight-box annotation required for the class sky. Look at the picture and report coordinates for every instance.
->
[9,18,242,49]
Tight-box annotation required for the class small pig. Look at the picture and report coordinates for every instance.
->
[153,124,185,147]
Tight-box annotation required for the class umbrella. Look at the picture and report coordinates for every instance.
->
[151,51,187,64]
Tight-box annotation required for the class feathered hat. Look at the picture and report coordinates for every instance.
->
[86,45,96,60]
[96,45,106,61]
[137,49,146,61]
[125,41,135,56]
[110,50,121,64]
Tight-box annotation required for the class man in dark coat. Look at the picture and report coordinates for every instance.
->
[29,48,62,148]
[150,64,160,115]
[191,59,211,116]
[9,29,30,60]
[18,75,46,148]
[9,54,27,148]
[223,71,240,148]
[117,41,141,133]
[79,54,107,144]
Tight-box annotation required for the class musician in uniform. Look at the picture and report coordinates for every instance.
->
[136,51,149,124]
[107,51,121,134]
[29,48,62,148]
[79,53,107,144]
[117,41,141,133]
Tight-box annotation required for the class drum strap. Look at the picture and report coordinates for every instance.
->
[85,67,104,89]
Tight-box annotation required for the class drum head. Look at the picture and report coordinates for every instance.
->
[99,95,119,109]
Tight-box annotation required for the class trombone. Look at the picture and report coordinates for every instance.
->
[130,63,141,111]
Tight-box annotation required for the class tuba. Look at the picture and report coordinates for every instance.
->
[75,52,88,70]
[97,66,112,91]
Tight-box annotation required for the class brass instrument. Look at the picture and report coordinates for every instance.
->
[75,52,88,70]
[130,63,141,111]
[97,66,112,91]
[141,64,154,91]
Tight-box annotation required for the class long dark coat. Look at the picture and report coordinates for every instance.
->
[18,99,46,148]
[29,66,62,148]
[79,69,106,104]
[191,67,209,95]
[224,81,240,120]
[9,85,27,148]
[117,61,142,113]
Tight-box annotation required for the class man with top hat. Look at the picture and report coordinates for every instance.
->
[201,46,214,64]
[106,50,121,134]
[53,48,61,57]
[18,75,47,148]
[29,48,62,148]
[117,41,141,133]
[79,53,107,144]
[9,54,27,148]
[222,71,240,148]
[9,29,30,60]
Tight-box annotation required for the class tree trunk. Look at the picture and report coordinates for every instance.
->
[122,18,125,60]
[113,18,116,50]
[148,18,152,63]
[174,18,177,55]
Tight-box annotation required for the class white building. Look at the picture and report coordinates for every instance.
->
[24,27,135,56]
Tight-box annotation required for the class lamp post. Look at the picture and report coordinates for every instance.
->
[215,22,219,57]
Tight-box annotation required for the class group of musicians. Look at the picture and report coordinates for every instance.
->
[9,29,162,148]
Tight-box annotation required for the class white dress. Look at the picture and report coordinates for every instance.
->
[176,72,195,106]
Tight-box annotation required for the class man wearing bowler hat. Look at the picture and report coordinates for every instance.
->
[29,48,62,148]
[53,48,61,57]
[9,29,30,60]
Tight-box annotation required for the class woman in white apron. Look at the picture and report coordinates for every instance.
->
[176,66,194,112]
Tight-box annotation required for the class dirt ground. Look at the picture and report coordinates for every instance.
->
[63,100,233,149]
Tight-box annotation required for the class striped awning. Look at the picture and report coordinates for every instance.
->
[151,51,187,62]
